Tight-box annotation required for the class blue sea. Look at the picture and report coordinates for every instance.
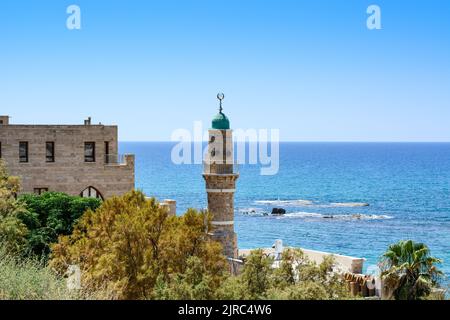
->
[120,142,450,278]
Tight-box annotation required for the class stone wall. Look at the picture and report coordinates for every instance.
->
[211,228,238,260]
[203,175,236,190]
[0,122,134,199]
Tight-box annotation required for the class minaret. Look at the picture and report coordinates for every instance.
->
[203,93,239,259]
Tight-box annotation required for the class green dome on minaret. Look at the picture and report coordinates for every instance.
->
[212,113,230,129]
[212,93,230,129]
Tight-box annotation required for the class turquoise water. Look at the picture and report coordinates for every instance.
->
[120,142,450,278]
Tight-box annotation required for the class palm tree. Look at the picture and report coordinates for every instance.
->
[380,240,443,300]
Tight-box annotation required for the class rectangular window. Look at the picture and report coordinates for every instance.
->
[84,142,95,162]
[19,141,28,163]
[46,142,55,162]
[34,188,48,195]
[104,141,110,163]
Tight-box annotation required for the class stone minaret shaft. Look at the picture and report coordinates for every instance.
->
[203,94,239,259]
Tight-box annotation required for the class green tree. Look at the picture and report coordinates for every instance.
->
[271,248,308,289]
[50,190,227,299]
[240,249,274,299]
[154,256,217,300]
[380,239,443,300]
[267,250,351,300]
[216,249,352,300]
[0,160,28,253]
[18,192,100,257]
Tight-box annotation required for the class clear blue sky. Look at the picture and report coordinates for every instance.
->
[1,0,449,141]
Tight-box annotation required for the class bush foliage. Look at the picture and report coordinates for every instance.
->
[50,190,227,299]
[0,243,114,300]
[1,161,446,300]
[0,160,28,254]
[215,249,352,300]
[19,192,101,257]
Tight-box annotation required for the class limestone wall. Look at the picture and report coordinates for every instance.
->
[300,248,365,274]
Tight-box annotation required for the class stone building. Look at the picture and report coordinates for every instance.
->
[0,115,134,199]
[203,94,239,259]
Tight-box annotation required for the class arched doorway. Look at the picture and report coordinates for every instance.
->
[80,186,104,200]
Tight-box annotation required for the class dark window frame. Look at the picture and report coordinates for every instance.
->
[84,142,96,162]
[19,141,29,163]
[46,141,55,163]
[104,141,110,164]
[34,188,49,195]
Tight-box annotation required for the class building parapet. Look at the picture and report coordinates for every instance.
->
[159,199,177,216]
[238,246,365,274]
[104,154,134,166]
[0,115,10,125]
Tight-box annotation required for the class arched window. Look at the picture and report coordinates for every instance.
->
[80,186,104,200]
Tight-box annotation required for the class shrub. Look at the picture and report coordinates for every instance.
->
[0,242,111,300]
[50,190,227,299]
[0,160,28,254]
[154,256,218,300]
[18,192,101,257]
[216,248,352,300]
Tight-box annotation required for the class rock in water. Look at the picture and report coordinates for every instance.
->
[271,208,286,215]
